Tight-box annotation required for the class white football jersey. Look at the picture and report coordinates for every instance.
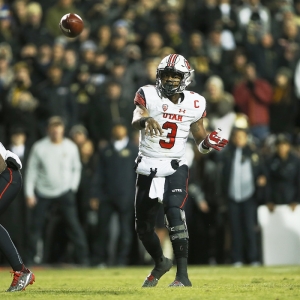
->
[134,85,206,159]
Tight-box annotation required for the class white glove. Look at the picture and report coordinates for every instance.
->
[0,143,7,160]
[5,150,22,170]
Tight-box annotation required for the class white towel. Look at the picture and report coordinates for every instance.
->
[149,177,165,203]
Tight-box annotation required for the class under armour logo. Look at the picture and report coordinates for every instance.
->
[179,109,186,113]
[19,280,25,287]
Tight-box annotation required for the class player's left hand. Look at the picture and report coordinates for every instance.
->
[145,117,164,137]
[203,128,228,151]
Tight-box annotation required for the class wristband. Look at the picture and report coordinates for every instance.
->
[198,141,212,154]
[139,117,153,128]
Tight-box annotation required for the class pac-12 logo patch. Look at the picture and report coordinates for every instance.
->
[162,104,168,112]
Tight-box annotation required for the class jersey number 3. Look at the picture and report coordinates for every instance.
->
[159,122,178,149]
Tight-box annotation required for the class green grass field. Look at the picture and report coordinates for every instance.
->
[0,265,299,300]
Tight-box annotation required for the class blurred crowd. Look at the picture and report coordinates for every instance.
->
[0,0,300,267]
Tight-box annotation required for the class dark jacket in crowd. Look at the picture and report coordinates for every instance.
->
[266,152,300,204]
[36,81,77,133]
[90,140,138,204]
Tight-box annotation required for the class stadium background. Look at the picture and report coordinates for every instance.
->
[0,0,300,268]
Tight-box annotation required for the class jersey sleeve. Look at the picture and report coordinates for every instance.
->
[191,95,207,124]
[134,88,147,108]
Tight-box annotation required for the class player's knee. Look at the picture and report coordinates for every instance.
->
[135,219,153,241]
[165,207,189,241]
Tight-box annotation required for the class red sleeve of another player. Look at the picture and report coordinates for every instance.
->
[134,88,146,107]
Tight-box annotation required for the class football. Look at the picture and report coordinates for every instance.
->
[59,13,84,38]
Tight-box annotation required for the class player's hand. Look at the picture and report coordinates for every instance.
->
[145,118,163,137]
[203,128,228,151]
[26,196,37,208]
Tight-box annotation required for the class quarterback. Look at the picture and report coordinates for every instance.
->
[132,54,228,287]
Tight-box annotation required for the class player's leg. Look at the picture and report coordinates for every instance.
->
[0,168,35,292]
[164,165,192,287]
[135,174,173,287]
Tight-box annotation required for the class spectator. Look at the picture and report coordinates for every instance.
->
[197,0,219,36]
[223,48,248,93]
[203,76,236,139]
[142,32,164,60]
[162,21,188,55]
[70,64,98,125]
[88,81,133,147]
[69,124,88,148]
[95,25,111,53]
[206,25,232,76]
[186,31,211,93]
[106,58,136,99]
[133,1,159,40]
[0,6,20,57]
[79,40,97,68]
[278,19,300,70]
[218,127,267,266]
[265,133,300,213]
[270,67,297,134]
[21,2,51,46]
[246,33,280,83]
[24,116,89,266]
[217,0,238,50]
[33,43,52,85]
[2,62,38,146]
[18,43,37,71]
[52,42,65,66]
[85,1,115,33]
[112,19,131,42]
[75,138,97,248]
[91,50,109,79]
[138,58,160,87]
[0,52,13,95]
[233,63,273,143]
[62,48,78,85]
[11,0,27,29]
[107,34,128,62]
[89,120,138,266]
[36,65,77,134]
[237,0,271,45]
[8,126,30,165]
[124,44,145,90]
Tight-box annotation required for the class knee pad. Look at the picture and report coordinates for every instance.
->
[135,219,153,241]
[165,207,189,241]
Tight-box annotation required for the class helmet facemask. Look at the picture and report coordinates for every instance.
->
[156,69,183,97]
